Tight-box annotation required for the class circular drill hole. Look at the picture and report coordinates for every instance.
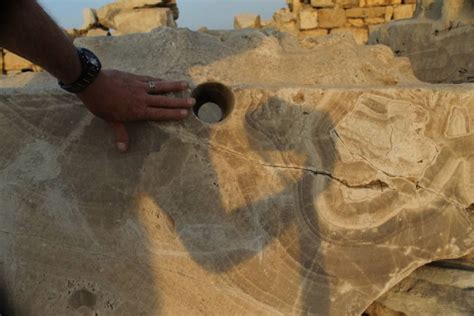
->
[191,82,234,124]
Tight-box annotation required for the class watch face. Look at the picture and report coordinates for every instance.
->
[82,48,102,71]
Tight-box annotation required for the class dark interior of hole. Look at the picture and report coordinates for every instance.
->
[192,83,234,121]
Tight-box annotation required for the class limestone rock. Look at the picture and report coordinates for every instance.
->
[299,9,319,30]
[393,4,415,20]
[318,8,346,28]
[113,8,176,34]
[86,28,110,37]
[346,6,387,18]
[96,0,178,31]
[369,0,474,83]
[0,28,473,315]
[331,27,369,44]
[273,8,298,33]
[234,14,262,30]
[81,8,98,30]
[311,0,335,8]
[2,51,35,72]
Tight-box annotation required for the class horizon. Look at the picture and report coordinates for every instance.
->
[38,0,286,30]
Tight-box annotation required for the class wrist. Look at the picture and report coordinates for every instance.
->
[58,48,102,93]
[59,49,82,85]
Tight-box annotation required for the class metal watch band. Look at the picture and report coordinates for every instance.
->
[58,48,102,93]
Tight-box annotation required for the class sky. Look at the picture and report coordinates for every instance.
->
[39,0,286,30]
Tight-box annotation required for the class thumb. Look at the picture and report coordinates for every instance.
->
[109,122,129,152]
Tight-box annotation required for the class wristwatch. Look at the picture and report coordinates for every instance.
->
[58,47,102,93]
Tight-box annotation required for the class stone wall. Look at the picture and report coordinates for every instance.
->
[235,0,417,44]
[1,0,178,75]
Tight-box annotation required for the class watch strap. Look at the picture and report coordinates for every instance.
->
[58,48,102,93]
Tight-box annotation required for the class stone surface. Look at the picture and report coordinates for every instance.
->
[234,14,262,30]
[371,261,474,315]
[2,51,35,72]
[369,0,474,83]
[393,4,415,20]
[86,28,110,37]
[318,8,346,28]
[311,0,335,8]
[113,8,176,34]
[0,28,473,315]
[81,8,98,30]
[299,9,319,30]
[331,27,369,44]
[96,0,178,31]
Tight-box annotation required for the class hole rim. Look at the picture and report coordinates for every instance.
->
[191,82,234,125]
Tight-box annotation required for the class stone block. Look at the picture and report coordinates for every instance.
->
[335,0,359,8]
[300,28,329,37]
[369,0,474,83]
[365,0,401,6]
[393,4,415,20]
[348,18,365,27]
[234,14,262,29]
[113,8,176,34]
[311,0,335,8]
[3,51,34,72]
[385,6,394,21]
[318,8,346,28]
[365,17,385,24]
[299,9,318,30]
[346,6,387,18]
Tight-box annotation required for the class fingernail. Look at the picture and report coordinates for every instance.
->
[188,98,196,106]
[181,109,189,116]
[117,142,127,152]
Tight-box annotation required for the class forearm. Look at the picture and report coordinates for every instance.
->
[0,0,81,83]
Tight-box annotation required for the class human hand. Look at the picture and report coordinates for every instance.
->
[76,69,195,152]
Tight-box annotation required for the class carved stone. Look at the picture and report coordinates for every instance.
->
[0,28,472,315]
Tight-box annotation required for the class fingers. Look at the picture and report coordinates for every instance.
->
[144,80,190,94]
[146,94,195,108]
[143,107,190,121]
[109,122,129,152]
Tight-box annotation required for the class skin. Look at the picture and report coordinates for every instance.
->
[0,0,195,152]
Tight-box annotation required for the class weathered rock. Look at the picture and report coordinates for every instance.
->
[86,28,110,37]
[234,14,262,30]
[311,0,335,8]
[113,8,176,34]
[81,8,98,30]
[331,27,369,44]
[369,0,474,83]
[318,8,346,28]
[96,0,178,31]
[2,51,35,72]
[0,28,473,315]
[273,8,298,33]
[311,0,336,8]
[299,9,318,30]
[393,4,416,20]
